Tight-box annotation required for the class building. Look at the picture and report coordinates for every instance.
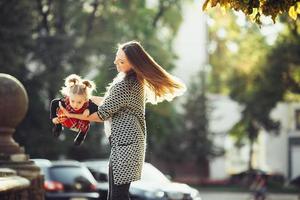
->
[217,102,300,181]
[267,102,300,180]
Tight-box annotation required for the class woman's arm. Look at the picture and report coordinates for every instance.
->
[59,103,103,122]
[97,82,129,121]
[91,96,103,105]
[68,112,102,122]
[87,112,103,122]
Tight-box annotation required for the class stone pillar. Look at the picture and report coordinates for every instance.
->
[0,168,30,199]
[0,73,44,200]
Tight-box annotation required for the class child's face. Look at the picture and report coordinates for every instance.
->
[69,94,87,111]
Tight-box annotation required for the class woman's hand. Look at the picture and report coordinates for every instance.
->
[91,96,103,106]
[52,116,67,124]
[52,117,60,124]
[83,109,90,117]
[59,102,71,118]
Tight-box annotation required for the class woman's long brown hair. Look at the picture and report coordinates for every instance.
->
[120,41,186,104]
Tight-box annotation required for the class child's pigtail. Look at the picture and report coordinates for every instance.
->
[65,74,81,87]
[82,80,96,98]
[82,80,95,90]
[61,74,82,96]
[60,74,95,99]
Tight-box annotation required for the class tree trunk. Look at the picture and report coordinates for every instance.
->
[248,138,254,171]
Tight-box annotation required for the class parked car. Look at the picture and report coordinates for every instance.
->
[31,159,99,200]
[230,169,285,188]
[291,175,300,188]
[83,159,202,200]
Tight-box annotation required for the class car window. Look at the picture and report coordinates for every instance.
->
[141,164,170,183]
[49,166,96,184]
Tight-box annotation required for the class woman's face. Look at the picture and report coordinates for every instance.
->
[114,49,132,73]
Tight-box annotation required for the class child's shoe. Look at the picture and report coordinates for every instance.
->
[74,131,87,146]
[52,124,62,137]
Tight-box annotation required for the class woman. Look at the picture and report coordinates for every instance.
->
[60,40,186,200]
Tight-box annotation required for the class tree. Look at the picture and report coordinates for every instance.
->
[1,0,185,160]
[0,0,33,78]
[207,10,300,170]
[202,0,300,25]
[181,70,224,177]
[230,18,300,169]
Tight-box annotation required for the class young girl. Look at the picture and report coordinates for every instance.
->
[59,41,186,199]
[50,74,100,146]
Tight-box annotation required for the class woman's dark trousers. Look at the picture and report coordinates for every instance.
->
[107,161,131,200]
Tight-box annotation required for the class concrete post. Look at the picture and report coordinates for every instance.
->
[0,73,44,200]
[0,168,30,199]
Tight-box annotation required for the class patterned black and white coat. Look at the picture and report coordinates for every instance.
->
[97,73,146,185]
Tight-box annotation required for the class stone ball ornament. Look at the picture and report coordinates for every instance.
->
[0,73,28,128]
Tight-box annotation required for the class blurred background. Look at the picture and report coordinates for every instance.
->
[0,0,299,199]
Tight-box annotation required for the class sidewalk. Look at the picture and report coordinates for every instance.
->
[200,192,299,200]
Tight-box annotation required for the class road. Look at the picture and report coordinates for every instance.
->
[200,192,299,200]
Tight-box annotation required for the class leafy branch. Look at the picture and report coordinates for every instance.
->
[202,0,300,25]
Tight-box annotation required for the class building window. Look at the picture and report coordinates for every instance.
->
[296,109,300,130]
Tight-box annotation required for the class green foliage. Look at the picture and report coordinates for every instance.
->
[203,0,300,25]
[0,0,33,78]
[145,101,186,163]
[1,0,184,160]
[207,9,300,169]
[180,71,224,175]
[207,11,270,95]
[230,22,300,132]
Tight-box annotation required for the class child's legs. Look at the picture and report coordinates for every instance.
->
[73,130,88,145]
